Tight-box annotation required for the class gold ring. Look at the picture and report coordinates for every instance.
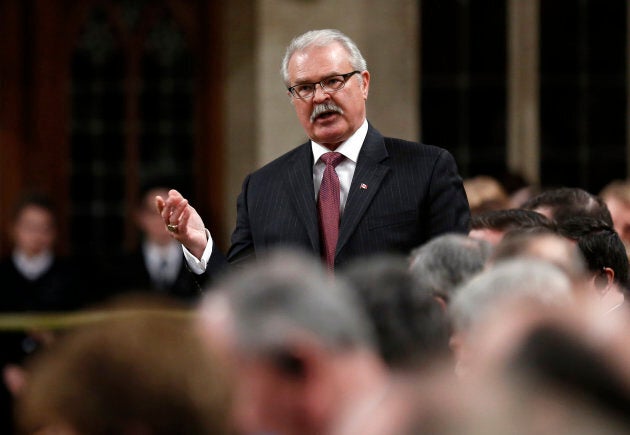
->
[167,224,178,233]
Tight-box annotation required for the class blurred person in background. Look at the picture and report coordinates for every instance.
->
[489,230,587,286]
[463,175,509,216]
[498,171,537,209]
[108,181,210,303]
[521,187,613,226]
[408,234,492,305]
[0,193,86,433]
[410,295,630,434]
[600,180,630,255]
[557,216,628,313]
[342,254,452,372]
[1,192,84,312]
[448,258,573,379]
[468,208,555,246]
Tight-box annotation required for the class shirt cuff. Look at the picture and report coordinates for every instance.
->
[182,229,213,274]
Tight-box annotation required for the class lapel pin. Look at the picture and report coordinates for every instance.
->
[360,183,368,190]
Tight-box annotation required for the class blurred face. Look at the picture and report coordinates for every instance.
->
[460,299,556,380]
[12,205,56,257]
[198,295,307,435]
[233,356,307,435]
[287,42,370,150]
[605,197,630,246]
[468,228,504,246]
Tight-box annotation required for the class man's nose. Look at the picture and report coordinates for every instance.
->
[312,84,331,102]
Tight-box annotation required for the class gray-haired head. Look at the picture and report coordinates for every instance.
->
[281,29,368,87]
[216,248,375,357]
[342,254,451,370]
[449,258,573,334]
[409,234,493,302]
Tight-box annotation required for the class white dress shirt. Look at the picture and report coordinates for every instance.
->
[184,119,369,273]
[13,249,54,280]
[144,240,183,285]
[311,119,367,216]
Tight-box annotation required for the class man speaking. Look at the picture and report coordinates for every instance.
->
[157,29,470,273]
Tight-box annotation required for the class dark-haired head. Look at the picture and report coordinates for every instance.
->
[557,217,628,290]
[522,187,613,226]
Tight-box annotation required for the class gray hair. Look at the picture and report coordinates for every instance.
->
[449,258,573,333]
[409,234,493,301]
[280,29,368,86]
[342,254,451,369]
[216,248,375,356]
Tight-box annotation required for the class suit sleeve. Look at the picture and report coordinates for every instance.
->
[425,149,471,238]
[226,174,256,266]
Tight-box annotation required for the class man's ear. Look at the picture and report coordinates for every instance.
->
[594,267,615,294]
[361,70,370,99]
[433,294,448,312]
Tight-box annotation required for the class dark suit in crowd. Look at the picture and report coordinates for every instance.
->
[222,124,470,269]
[113,246,204,302]
[157,29,470,277]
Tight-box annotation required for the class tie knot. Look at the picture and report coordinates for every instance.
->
[320,152,345,168]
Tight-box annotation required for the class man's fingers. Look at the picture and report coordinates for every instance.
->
[170,198,189,224]
[155,196,165,214]
[179,206,191,229]
[168,189,183,200]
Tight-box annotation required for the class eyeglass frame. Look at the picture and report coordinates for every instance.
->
[287,70,362,100]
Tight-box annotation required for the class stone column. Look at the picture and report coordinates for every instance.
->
[507,0,540,185]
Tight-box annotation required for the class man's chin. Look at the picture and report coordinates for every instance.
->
[312,132,349,150]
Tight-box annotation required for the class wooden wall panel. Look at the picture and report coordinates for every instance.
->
[0,0,226,257]
[0,0,28,255]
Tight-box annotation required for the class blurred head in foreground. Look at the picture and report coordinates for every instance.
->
[198,248,402,435]
[16,299,233,435]
[342,254,452,372]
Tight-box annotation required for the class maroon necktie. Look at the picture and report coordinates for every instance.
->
[318,152,345,271]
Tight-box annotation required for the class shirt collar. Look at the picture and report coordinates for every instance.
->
[311,119,368,166]
[143,240,182,264]
[12,249,54,280]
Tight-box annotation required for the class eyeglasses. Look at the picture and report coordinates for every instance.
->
[288,70,361,100]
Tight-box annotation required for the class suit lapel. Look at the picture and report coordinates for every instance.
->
[286,143,320,252]
[337,125,390,255]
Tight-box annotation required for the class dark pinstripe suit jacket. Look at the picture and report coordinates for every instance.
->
[211,123,470,270]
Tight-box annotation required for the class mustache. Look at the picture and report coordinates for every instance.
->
[310,102,344,123]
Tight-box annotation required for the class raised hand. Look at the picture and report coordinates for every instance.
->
[155,189,209,259]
